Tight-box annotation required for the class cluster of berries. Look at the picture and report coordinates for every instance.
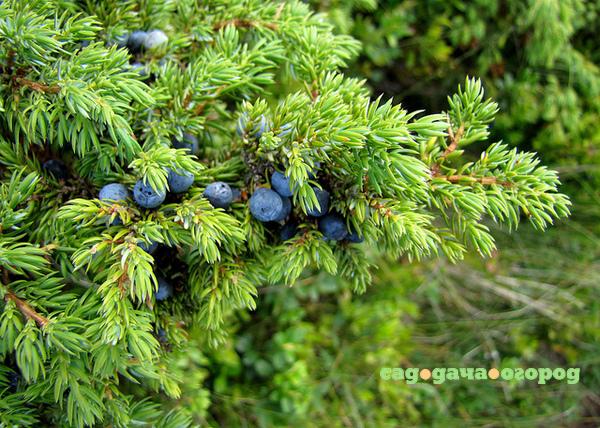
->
[100,170,193,211]
[43,159,68,180]
[123,30,168,54]
[249,171,363,243]
[97,162,237,303]
[115,29,169,75]
[62,102,364,303]
[236,114,363,243]
[132,167,194,208]
[97,165,194,301]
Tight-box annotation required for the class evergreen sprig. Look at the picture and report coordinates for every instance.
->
[0,0,570,426]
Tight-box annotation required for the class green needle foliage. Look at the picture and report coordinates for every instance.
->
[0,0,570,426]
[316,0,600,182]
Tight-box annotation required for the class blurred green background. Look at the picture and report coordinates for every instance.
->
[165,2,600,426]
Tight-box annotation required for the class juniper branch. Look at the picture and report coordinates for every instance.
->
[13,77,60,94]
[0,1,572,426]
[433,174,510,186]
[441,124,464,159]
[3,290,49,328]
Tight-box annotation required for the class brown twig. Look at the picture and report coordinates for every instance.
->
[430,124,465,176]
[4,290,50,328]
[370,201,393,217]
[193,103,206,116]
[429,125,512,187]
[308,80,320,102]
[0,50,15,74]
[441,124,464,159]
[117,266,129,298]
[434,174,511,187]
[14,77,60,94]
[182,85,225,116]
[274,3,285,20]
[213,19,278,31]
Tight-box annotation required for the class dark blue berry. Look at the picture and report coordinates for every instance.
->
[127,30,147,54]
[172,133,199,154]
[139,240,158,254]
[107,216,123,227]
[8,371,19,391]
[278,122,293,138]
[155,276,173,301]
[274,197,292,222]
[271,171,294,197]
[253,115,270,138]
[99,184,129,225]
[308,161,320,179]
[346,227,364,243]
[133,180,166,209]
[236,113,249,136]
[249,188,283,222]
[43,159,67,180]
[204,182,233,209]
[167,168,194,193]
[114,34,129,49]
[280,222,298,241]
[307,187,329,217]
[157,328,168,342]
[99,183,129,202]
[144,30,168,50]
[130,62,147,76]
[318,214,348,241]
